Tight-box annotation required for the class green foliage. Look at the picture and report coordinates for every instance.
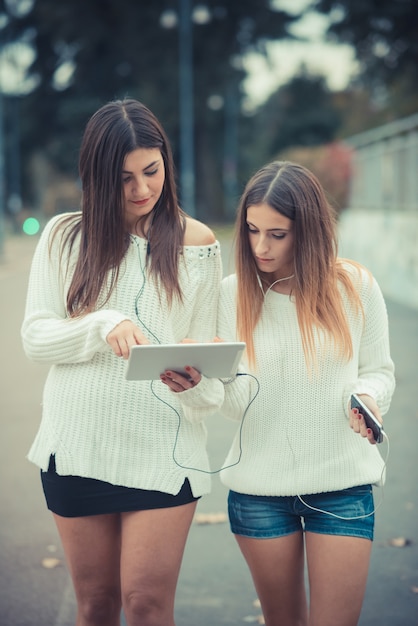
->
[2,0,416,220]
[238,70,342,180]
[313,0,418,85]
[267,72,342,154]
[0,0,299,219]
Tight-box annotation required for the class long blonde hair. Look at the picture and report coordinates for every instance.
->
[235,161,364,369]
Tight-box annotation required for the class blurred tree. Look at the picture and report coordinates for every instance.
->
[313,0,418,93]
[237,71,352,215]
[278,142,353,212]
[331,76,418,141]
[0,0,300,220]
[239,70,342,175]
[267,71,342,155]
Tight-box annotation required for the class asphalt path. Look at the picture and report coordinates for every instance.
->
[0,232,417,626]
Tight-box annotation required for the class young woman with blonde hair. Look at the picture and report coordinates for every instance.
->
[162,161,395,626]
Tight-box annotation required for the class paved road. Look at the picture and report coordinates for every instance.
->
[1,232,417,626]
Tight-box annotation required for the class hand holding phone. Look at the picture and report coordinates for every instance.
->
[350,394,384,444]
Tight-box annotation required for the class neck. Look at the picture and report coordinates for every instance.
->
[262,273,295,297]
[272,273,294,284]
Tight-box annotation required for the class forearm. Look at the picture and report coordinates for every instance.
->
[21,309,130,364]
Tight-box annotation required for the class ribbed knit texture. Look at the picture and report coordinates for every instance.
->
[214,270,395,496]
[21,213,223,496]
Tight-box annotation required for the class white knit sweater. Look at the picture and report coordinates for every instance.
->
[21,213,223,496]
[179,267,395,496]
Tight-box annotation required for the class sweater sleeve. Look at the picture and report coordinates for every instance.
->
[173,375,225,423]
[174,367,258,425]
[184,242,223,342]
[21,216,129,364]
[343,272,395,416]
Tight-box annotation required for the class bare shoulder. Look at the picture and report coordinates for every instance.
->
[183,216,216,246]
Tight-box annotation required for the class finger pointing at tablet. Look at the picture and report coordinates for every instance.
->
[106,320,150,359]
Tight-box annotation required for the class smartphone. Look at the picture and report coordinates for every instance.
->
[350,394,384,443]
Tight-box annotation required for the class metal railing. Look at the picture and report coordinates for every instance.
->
[346,112,418,213]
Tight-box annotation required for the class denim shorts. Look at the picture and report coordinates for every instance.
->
[228,485,374,540]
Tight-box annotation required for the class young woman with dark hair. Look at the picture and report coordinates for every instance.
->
[21,98,222,626]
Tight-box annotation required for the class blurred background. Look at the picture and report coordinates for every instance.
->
[0,0,417,305]
[0,4,417,624]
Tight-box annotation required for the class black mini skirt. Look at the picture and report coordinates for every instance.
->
[41,455,198,518]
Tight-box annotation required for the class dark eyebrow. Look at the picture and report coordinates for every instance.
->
[246,220,290,233]
[122,159,160,174]
[143,160,160,170]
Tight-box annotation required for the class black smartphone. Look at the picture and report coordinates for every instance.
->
[350,394,384,443]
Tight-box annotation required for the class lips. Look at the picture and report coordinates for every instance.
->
[132,198,150,206]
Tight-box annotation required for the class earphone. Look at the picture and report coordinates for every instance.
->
[257,273,295,298]
[293,431,390,520]
[131,234,161,344]
[150,372,259,474]
[131,234,257,474]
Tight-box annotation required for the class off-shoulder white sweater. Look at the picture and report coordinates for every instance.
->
[21,213,223,496]
[179,267,395,496]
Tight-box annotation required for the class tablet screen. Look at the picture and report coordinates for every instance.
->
[125,342,246,381]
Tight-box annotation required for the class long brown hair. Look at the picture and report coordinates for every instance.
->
[53,98,185,316]
[235,161,364,368]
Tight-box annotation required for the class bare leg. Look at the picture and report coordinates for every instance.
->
[53,512,122,626]
[120,501,197,626]
[305,532,372,626]
[234,531,308,626]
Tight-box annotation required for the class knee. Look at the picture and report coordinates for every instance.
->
[123,589,171,626]
[78,588,121,625]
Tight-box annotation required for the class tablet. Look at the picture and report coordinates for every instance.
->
[125,342,246,381]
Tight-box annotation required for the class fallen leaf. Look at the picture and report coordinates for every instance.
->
[411,586,418,594]
[242,616,265,624]
[388,537,412,548]
[42,557,62,569]
[193,512,228,525]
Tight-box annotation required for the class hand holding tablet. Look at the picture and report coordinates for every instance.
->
[160,364,202,392]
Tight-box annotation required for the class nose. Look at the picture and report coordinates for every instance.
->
[254,234,269,256]
[131,176,149,197]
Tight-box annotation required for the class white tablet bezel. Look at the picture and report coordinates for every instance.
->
[125,342,246,381]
